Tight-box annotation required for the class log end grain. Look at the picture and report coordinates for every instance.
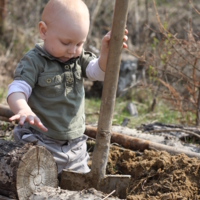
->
[16,145,58,200]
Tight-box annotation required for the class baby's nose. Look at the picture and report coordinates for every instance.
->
[68,45,76,54]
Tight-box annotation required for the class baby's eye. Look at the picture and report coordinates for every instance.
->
[62,41,70,45]
[77,42,83,47]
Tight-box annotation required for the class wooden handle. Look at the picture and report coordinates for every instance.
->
[98,0,129,131]
[91,0,129,183]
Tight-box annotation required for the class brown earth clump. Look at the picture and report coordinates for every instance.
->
[107,146,200,200]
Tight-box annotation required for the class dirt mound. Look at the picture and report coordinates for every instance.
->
[107,147,200,200]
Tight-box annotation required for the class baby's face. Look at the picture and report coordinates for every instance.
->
[43,17,89,62]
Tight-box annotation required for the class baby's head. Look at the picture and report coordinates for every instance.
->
[39,0,90,62]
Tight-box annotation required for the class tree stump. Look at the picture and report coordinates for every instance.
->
[0,140,58,200]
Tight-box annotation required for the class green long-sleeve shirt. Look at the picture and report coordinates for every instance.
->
[14,43,96,140]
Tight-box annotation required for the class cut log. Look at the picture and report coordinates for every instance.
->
[0,140,58,200]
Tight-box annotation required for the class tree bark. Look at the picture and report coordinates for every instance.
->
[85,125,200,159]
[0,194,16,200]
[0,140,58,199]
[90,0,130,194]
[134,0,139,45]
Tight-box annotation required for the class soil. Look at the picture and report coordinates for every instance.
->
[1,121,200,200]
[107,146,200,200]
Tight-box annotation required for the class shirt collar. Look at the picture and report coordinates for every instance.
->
[34,43,79,64]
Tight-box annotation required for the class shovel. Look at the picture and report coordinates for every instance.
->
[60,0,131,198]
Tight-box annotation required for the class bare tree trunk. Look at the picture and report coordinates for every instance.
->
[0,0,6,35]
[135,0,139,45]
[88,0,102,38]
[188,1,192,31]
[145,0,148,24]
[34,0,42,43]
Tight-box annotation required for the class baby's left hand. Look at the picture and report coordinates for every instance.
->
[101,29,128,51]
[123,29,128,48]
[99,29,128,72]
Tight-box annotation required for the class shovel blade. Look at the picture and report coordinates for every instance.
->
[60,170,131,199]
[60,170,92,191]
[99,175,131,199]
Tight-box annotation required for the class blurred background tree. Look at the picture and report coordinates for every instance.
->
[0,0,6,35]
[0,0,199,126]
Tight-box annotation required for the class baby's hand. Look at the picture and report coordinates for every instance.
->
[101,29,128,51]
[98,29,128,72]
[123,29,128,48]
[9,109,48,132]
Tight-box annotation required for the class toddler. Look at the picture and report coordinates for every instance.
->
[7,0,128,175]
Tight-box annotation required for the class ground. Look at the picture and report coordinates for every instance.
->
[106,146,200,200]
[1,121,200,199]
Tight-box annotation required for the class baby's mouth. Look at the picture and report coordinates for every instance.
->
[59,57,71,62]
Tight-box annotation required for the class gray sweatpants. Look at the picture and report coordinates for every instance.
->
[13,125,90,175]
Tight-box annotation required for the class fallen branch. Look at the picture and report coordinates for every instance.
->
[84,126,200,159]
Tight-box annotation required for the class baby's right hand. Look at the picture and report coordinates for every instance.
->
[9,109,48,132]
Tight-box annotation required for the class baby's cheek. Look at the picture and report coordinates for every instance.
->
[76,47,83,57]
[53,46,65,57]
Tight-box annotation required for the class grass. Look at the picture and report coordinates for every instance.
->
[0,88,7,103]
[85,97,181,128]
[0,87,195,128]
[85,88,195,128]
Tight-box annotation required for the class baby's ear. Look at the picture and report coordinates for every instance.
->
[38,21,47,40]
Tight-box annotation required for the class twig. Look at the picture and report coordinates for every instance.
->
[153,0,200,72]
[152,0,166,33]
[150,128,200,139]
[165,60,198,88]
[5,27,16,58]
[86,0,103,49]
[168,41,200,72]
[188,0,200,15]
[141,179,146,190]
[151,37,174,112]
[101,190,115,200]
[125,48,146,62]
[118,80,140,97]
